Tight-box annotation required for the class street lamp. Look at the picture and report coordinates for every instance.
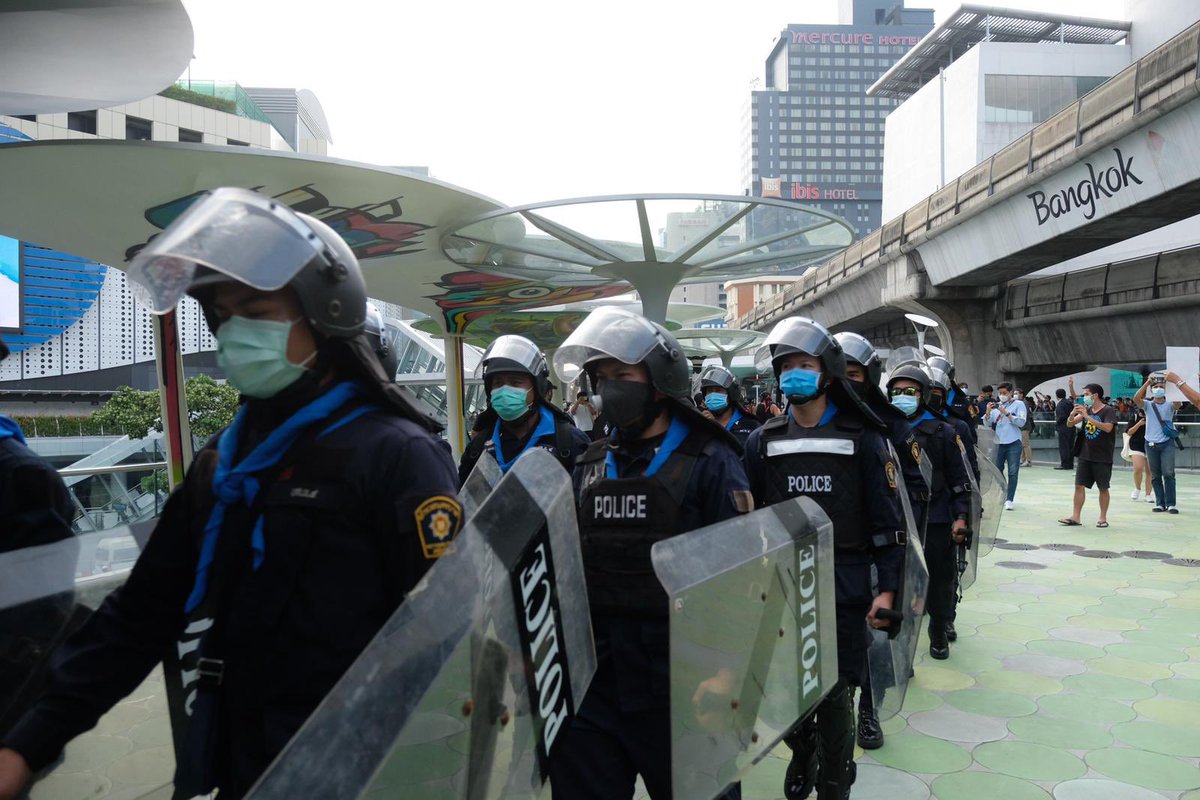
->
[904,312,939,354]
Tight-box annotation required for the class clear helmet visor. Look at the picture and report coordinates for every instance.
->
[553,306,667,383]
[835,332,877,368]
[127,187,326,313]
[476,335,546,379]
[926,366,953,392]
[700,365,735,389]
[885,345,925,373]
[755,317,832,372]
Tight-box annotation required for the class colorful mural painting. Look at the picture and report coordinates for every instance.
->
[429,271,627,334]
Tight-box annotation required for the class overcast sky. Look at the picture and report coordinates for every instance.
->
[181,0,1128,207]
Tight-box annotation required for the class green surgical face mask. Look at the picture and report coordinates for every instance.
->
[216,315,313,399]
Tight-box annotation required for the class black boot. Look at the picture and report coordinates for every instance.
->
[857,701,883,750]
[929,620,950,660]
[783,717,818,800]
[945,621,957,642]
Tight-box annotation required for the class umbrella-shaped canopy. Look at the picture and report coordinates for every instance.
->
[0,141,633,334]
[442,194,855,323]
[674,327,767,368]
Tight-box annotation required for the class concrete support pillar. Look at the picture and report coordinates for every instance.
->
[444,333,466,464]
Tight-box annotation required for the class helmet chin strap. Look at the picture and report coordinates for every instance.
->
[787,384,827,406]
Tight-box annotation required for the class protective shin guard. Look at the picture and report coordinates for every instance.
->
[783,716,819,800]
[816,681,857,800]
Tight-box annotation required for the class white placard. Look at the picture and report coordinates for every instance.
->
[1166,346,1199,402]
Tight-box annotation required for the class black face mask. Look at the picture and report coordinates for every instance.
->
[847,380,869,399]
[599,380,662,436]
[928,394,945,413]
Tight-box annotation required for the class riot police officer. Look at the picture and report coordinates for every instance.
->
[458,334,590,485]
[887,362,971,660]
[832,331,928,750]
[363,302,400,380]
[549,306,751,800]
[0,188,463,800]
[928,355,977,446]
[699,364,761,446]
[925,359,980,643]
[743,317,906,800]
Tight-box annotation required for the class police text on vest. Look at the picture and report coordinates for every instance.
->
[594,494,648,519]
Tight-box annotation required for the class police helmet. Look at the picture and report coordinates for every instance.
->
[926,355,956,385]
[127,187,367,339]
[755,316,847,380]
[887,362,933,408]
[833,332,882,388]
[553,306,690,400]
[478,335,552,399]
[364,303,400,380]
[700,364,744,407]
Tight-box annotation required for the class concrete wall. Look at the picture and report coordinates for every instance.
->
[881,42,1131,220]
[1126,0,1200,59]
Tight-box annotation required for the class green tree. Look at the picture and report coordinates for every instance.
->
[94,376,241,440]
[93,385,161,439]
[185,375,240,439]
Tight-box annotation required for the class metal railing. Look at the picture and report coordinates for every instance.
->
[741,20,1200,331]
[58,461,169,534]
[1004,246,1200,319]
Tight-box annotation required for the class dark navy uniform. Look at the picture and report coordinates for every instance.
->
[722,406,762,448]
[459,405,590,486]
[945,387,978,446]
[0,379,462,799]
[940,410,980,482]
[743,402,906,799]
[909,412,972,645]
[549,415,751,800]
[876,408,930,531]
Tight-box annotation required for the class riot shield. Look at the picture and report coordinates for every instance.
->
[976,426,998,466]
[0,523,181,800]
[460,451,503,517]
[956,438,988,592]
[975,456,1005,558]
[247,448,595,800]
[867,443,929,721]
[651,497,839,800]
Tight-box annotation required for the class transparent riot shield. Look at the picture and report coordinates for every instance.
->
[0,523,180,799]
[247,448,595,800]
[976,426,998,466]
[651,497,838,800]
[867,443,929,721]
[460,451,503,517]
[956,440,988,592]
[975,457,1005,558]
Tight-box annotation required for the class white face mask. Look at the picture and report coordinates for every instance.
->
[999,393,1010,403]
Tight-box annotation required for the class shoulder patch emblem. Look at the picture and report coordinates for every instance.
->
[910,442,921,464]
[884,460,898,490]
[731,489,755,514]
[415,495,464,559]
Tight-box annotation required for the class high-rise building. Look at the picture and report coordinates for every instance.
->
[743,0,933,236]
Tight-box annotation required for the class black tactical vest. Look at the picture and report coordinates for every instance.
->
[576,431,707,618]
[757,414,869,551]
[913,418,949,496]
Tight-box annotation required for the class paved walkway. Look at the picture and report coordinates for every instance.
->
[737,466,1200,800]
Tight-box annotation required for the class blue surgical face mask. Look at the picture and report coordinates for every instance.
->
[780,368,821,402]
[1151,386,1166,399]
[216,316,313,399]
[704,392,729,412]
[490,385,531,422]
[891,395,920,416]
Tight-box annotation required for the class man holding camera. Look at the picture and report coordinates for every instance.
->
[1059,383,1118,528]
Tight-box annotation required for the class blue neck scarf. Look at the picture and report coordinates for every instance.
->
[493,405,557,473]
[914,409,937,424]
[818,400,839,427]
[725,408,743,431]
[606,416,689,479]
[184,380,365,614]
[0,415,26,445]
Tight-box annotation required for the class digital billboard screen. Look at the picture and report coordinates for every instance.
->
[0,235,20,332]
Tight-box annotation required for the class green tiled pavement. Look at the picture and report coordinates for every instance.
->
[729,466,1200,800]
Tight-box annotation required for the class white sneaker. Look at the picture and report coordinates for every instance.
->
[1145,494,1156,504]
[1005,500,1014,511]
[1131,490,1141,500]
